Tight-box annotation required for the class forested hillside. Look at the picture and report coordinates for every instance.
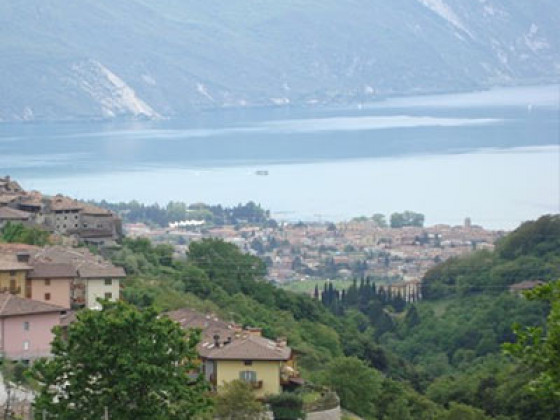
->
[109,214,559,419]
[2,1,559,121]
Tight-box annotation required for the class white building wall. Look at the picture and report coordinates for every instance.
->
[85,278,120,309]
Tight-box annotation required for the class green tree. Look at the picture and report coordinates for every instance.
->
[214,380,266,419]
[266,392,305,420]
[390,211,425,228]
[372,213,388,228]
[31,301,211,420]
[321,357,382,418]
[503,280,560,404]
[443,402,489,420]
[1,221,50,245]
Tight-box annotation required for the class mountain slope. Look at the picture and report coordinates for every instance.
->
[1,0,559,121]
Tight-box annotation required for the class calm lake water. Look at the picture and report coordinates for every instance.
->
[1,85,559,229]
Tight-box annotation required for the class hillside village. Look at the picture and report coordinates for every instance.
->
[126,216,504,298]
[0,176,502,363]
[0,177,307,409]
[0,178,556,420]
[0,176,121,246]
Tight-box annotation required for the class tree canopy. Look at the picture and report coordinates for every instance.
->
[214,380,266,419]
[390,211,425,228]
[31,301,211,420]
[504,280,560,406]
[0,221,50,245]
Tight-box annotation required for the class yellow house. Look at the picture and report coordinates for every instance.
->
[0,252,32,297]
[167,309,301,398]
[201,333,299,398]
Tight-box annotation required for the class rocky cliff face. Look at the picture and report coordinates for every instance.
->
[0,0,558,122]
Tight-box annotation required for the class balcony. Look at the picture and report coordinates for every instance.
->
[249,380,263,390]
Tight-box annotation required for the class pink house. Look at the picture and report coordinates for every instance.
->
[0,293,65,361]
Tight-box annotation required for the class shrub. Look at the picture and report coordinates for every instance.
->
[267,393,305,420]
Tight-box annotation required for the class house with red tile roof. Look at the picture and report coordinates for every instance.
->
[167,308,301,398]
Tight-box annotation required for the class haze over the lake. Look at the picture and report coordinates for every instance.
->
[2,85,559,229]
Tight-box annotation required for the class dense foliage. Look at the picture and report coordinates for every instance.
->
[266,392,305,420]
[214,380,266,419]
[31,301,211,420]
[0,221,50,246]
[423,215,560,299]
[390,211,425,228]
[107,214,558,419]
[110,237,436,416]
[504,281,560,407]
[94,200,273,227]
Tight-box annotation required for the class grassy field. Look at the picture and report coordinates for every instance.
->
[280,277,395,295]
[280,278,356,295]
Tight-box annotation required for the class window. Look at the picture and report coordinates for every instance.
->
[45,279,51,286]
[23,341,29,351]
[44,293,51,301]
[105,292,113,300]
[104,278,112,286]
[9,271,15,276]
[75,224,78,228]
[239,371,257,383]
[244,360,253,366]
[23,321,30,331]
[63,224,66,228]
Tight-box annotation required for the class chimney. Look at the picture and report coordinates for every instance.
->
[213,334,221,348]
[276,337,288,348]
[16,252,30,263]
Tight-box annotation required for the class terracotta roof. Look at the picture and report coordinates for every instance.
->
[31,246,125,278]
[167,308,235,345]
[48,197,112,216]
[0,253,33,271]
[203,334,291,361]
[0,293,66,317]
[78,265,126,278]
[80,203,113,216]
[0,243,39,252]
[0,195,20,205]
[166,308,291,361]
[50,195,83,211]
[28,263,77,279]
[0,206,32,220]
[18,192,44,208]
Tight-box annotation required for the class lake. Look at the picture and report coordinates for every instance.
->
[1,84,558,229]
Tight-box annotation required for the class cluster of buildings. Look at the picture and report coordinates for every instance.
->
[0,177,299,398]
[124,218,503,299]
[0,176,121,246]
[0,244,125,361]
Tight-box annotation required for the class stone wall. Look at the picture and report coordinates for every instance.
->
[306,406,341,420]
